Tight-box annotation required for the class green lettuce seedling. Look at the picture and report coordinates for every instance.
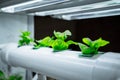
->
[33,30,77,51]
[78,37,110,57]
[51,39,77,51]
[53,30,71,40]
[33,36,54,49]
[33,30,77,50]
[0,70,22,80]
[18,31,34,47]
[51,30,78,51]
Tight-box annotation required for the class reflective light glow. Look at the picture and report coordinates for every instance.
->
[1,0,43,13]
[1,0,69,13]
[61,8,120,20]
[35,0,120,16]
[1,0,120,20]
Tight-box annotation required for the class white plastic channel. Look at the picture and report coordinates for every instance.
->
[0,43,120,80]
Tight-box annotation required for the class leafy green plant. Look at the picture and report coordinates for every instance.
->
[78,37,110,57]
[33,36,54,49]
[0,70,22,80]
[51,30,78,51]
[53,30,71,40]
[18,31,34,47]
[33,30,77,51]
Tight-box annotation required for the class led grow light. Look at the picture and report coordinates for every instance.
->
[1,0,69,13]
[35,0,120,16]
[61,8,120,20]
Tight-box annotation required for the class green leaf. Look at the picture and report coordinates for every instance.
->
[78,43,97,56]
[53,30,72,40]
[0,70,5,80]
[0,70,4,77]
[8,75,16,80]
[78,37,110,57]
[21,31,30,36]
[52,30,75,51]
[92,38,110,49]
[33,36,54,49]
[64,30,71,36]
[8,74,22,80]
[66,40,78,45]
[51,39,68,51]
[18,31,34,47]
[38,36,54,47]
[0,71,22,80]
[54,31,66,40]
[82,38,92,46]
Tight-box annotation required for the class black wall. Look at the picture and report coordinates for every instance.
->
[35,16,120,52]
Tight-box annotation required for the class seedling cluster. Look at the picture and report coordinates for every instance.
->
[33,30,77,51]
[18,30,110,57]
[78,38,110,57]
[18,31,34,47]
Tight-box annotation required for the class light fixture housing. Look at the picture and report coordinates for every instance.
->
[60,8,120,20]
[1,0,70,13]
[0,0,120,20]
[35,0,120,16]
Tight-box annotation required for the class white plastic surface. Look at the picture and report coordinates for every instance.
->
[0,43,120,80]
[93,52,120,80]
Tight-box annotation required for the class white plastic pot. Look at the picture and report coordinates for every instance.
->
[0,43,120,80]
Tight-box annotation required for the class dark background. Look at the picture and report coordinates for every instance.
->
[34,15,120,53]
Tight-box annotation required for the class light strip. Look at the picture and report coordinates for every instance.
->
[1,0,42,13]
[61,8,120,20]
[1,0,69,13]
[35,0,120,16]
